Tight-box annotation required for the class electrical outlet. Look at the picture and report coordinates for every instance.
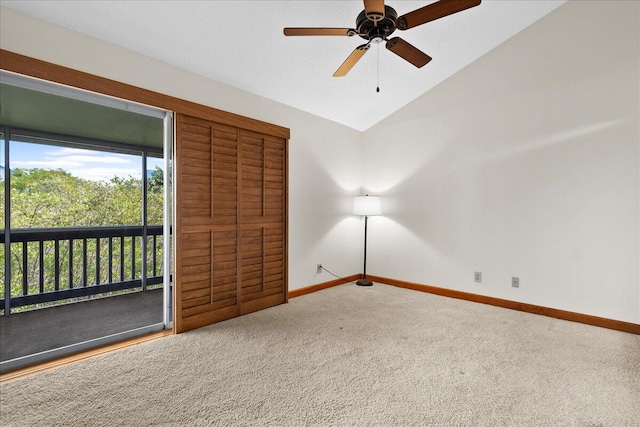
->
[317,264,323,274]
[474,272,482,283]
[512,277,519,288]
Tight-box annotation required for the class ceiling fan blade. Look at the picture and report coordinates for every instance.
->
[283,28,356,36]
[386,37,432,68]
[333,44,370,77]
[364,0,385,21]
[397,0,481,30]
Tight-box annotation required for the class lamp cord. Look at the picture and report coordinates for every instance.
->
[319,266,360,285]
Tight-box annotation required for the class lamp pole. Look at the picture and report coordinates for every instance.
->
[353,194,381,287]
[357,214,373,286]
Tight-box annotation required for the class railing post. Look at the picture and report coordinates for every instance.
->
[54,240,60,291]
[108,237,113,284]
[131,236,136,281]
[39,240,44,294]
[120,236,124,282]
[152,234,157,277]
[68,239,73,289]
[95,237,101,286]
[22,242,28,296]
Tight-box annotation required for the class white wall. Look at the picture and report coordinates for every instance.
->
[362,0,640,323]
[0,6,363,291]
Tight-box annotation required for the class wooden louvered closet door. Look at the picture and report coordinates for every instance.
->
[175,114,287,333]
[239,130,286,315]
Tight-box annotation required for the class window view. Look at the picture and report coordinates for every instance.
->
[10,140,143,228]
[147,156,165,225]
[0,77,169,372]
[3,139,165,313]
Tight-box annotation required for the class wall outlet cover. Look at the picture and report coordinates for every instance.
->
[512,277,520,288]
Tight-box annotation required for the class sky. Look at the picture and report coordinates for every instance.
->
[1,140,164,182]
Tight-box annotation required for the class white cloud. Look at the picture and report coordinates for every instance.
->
[53,154,132,164]
[50,147,86,155]
[12,159,84,168]
[12,145,142,181]
[67,167,142,182]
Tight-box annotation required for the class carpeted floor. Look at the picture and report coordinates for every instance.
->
[1,283,639,426]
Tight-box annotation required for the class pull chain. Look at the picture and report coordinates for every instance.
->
[376,42,380,93]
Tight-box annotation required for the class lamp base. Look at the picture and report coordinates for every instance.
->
[356,279,374,287]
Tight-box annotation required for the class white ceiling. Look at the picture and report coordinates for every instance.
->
[2,0,566,131]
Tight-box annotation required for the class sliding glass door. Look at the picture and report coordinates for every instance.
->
[0,72,173,372]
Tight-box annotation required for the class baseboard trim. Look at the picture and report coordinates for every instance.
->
[0,329,173,383]
[288,274,362,299]
[367,275,640,335]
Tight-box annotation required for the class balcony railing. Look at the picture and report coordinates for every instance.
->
[0,225,168,313]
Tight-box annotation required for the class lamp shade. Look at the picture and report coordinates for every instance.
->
[353,195,382,216]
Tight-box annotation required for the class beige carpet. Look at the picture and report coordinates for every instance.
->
[1,283,639,426]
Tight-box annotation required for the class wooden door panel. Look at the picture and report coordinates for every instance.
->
[240,293,285,316]
[176,115,239,332]
[238,130,286,312]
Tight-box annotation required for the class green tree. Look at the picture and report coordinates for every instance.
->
[0,167,165,312]
[147,166,164,224]
[148,166,163,194]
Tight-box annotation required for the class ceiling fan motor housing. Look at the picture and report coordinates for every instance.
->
[357,6,398,41]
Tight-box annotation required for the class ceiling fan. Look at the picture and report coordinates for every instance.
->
[283,0,481,78]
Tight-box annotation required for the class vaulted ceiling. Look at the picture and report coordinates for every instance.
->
[1,0,566,131]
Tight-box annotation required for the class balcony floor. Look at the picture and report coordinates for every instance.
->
[0,289,164,362]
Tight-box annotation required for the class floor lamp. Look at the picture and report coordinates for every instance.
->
[353,194,382,287]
